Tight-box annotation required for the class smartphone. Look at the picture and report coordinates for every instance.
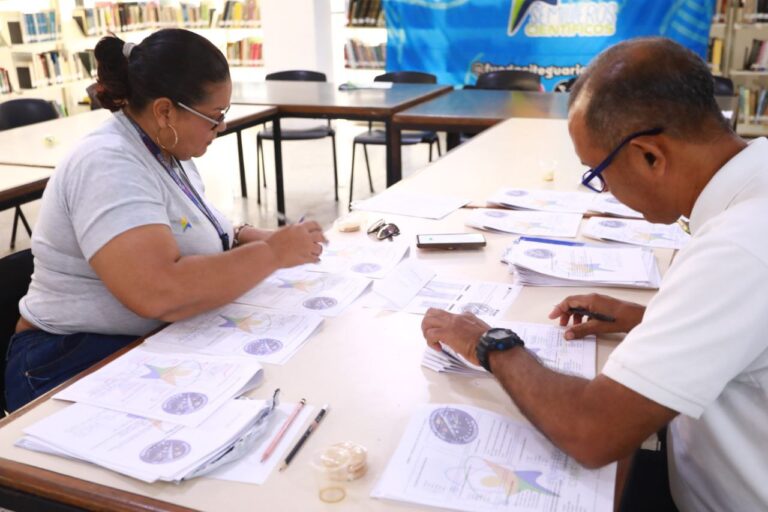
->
[416,233,487,250]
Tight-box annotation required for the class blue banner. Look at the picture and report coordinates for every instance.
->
[384,0,715,90]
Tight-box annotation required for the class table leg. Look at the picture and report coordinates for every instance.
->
[236,130,247,197]
[385,120,402,187]
[446,132,461,151]
[272,117,286,226]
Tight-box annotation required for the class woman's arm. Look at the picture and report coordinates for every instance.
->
[89,221,326,322]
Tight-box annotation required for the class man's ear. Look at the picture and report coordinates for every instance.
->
[629,136,665,177]
[151,97,175,128]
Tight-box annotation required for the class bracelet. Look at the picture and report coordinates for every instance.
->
[233,223,253,247]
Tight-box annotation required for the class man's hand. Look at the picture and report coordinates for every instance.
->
[421,308,490,365]
[548,293,645,340]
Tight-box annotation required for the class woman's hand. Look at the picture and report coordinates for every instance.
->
[548,293,645,340]
[265,221,327,268]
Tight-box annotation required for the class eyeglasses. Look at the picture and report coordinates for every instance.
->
[367,219,400,241]
[581,127,663,193]
[176,101,230,131]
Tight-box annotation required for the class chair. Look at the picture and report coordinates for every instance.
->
[0,99,59,249]
[475,70,541,91]
[0,249,34,416]
[256,70,338,203]
[554,77,577,92]
[348,71,442,206]
[712,76,734,96]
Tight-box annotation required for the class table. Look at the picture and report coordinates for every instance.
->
[0,165,53,246]
[0,105,278,198]
[231,80,452,209]
[0,118,670,511]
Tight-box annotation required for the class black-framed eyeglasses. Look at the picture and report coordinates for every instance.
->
[581,127,663,193]
[176,101,230,131]
[367,219,400,241]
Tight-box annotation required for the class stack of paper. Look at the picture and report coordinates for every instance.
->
[583,217,690,249]
[235,268,371,317]
[372,404,616,512]
[353,191,470,219]
[144,304,323,365]
[18,399,277,483]
[503,237,661,289]
[422,321,596,379]
[587,193,643,218]
[465,208,582,238]
[487,188,594,214]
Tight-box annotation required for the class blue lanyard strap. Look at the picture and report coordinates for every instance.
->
[126,116,230,252]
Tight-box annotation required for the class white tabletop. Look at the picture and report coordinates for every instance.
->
[0,165,53,193]
[0,117,667,511]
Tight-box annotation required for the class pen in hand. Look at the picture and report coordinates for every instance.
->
[260,399,306,463]
[279,404,329,471]
[567,307,616,323]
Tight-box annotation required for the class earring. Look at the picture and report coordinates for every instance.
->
[155,124,179,151]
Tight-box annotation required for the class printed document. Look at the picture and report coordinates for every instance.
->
[372,404,615,512]
[144,304,323,365]
[303,239,409,278]
[353,191,470,219]
[583,216,690,249]
[55,346,264,427]
[488,188,594,214]
[422,321,596,379]
[588,193,643,218]
[404,278,522,319]
[235,268,370,317]
[465,209,582,238]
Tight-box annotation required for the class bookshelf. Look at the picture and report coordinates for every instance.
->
[0,0,267,115]
[709,0,768,137]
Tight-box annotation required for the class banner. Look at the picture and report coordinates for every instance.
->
[384,0,715,90]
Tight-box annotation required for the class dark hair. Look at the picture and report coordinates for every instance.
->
[94,28,230,112]
[569,37,730,150]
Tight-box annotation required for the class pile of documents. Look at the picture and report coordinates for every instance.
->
[422,321,596,379]
[17,346,273,482]
[487,188,594,213]
[582,216,690,249]
[465,208,582,238]
[372,404,616,512]
[502,237,661,288]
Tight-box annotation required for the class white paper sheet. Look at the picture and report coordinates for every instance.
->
[208,403,315,484]
[583,217,690,249]
[466,209,582,238]
[301,239,409,278]
[54,346,264,427]
[588,193,644,218]
[20,400,274,483]
[369,259,437,309]
[372,404,616,512]
[404,278,522,319]
[234,268,371,317]
[353,192,470,219]
[144,304,323,365]
[488,188,594,214]
[421,321,596,379]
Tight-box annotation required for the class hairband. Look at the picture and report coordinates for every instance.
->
[123,42,135,59]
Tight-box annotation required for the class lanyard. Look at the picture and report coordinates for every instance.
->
[127,116,230,252]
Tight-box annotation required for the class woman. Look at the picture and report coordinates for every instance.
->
[5,29,326,412]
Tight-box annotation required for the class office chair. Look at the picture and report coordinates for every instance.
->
[348,71,441,206]
[475,70,541,91]
[0,99,59,249]
[554,77,577,92]
[712,75,734,96]
[0,249,34,417]
[256,70,339,203]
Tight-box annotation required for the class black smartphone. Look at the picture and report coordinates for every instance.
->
[416,233,487,250]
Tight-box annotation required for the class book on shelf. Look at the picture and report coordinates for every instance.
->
[712,0,729,23]
[345,38,386,69]
[347,0,385,27]
[219,0,261,28]
[73,2,215,36]
[708,37,724,74]
[742,0,768,22]
[739,85,768,124]
[226,38,262,67]
[14,49,90,89]
[3,10,59,45]
[744,38,768,71]
[0,67,12,94]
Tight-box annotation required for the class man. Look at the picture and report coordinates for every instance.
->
[422,37,767,512]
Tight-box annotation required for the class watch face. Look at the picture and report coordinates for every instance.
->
[487,328,513,340]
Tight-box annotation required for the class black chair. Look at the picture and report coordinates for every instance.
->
[713,75,734,96]
[0,249,34,416]
[0,99,59,249]
[554,77,577,93]
[256,70,339,203]
[475,70,541,91]
[348,71,442,206]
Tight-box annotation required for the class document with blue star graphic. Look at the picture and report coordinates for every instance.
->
[144,304,323,365]
[583,217,690,250]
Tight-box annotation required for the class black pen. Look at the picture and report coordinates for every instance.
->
[568,307,616,323]
[279,404,329,471]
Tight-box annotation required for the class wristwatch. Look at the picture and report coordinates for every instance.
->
[476,328,525,373]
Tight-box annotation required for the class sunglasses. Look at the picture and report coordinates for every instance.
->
[367,219,400,241]
[176,101,230,131]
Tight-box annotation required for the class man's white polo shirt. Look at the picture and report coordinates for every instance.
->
[601,138,768,511]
